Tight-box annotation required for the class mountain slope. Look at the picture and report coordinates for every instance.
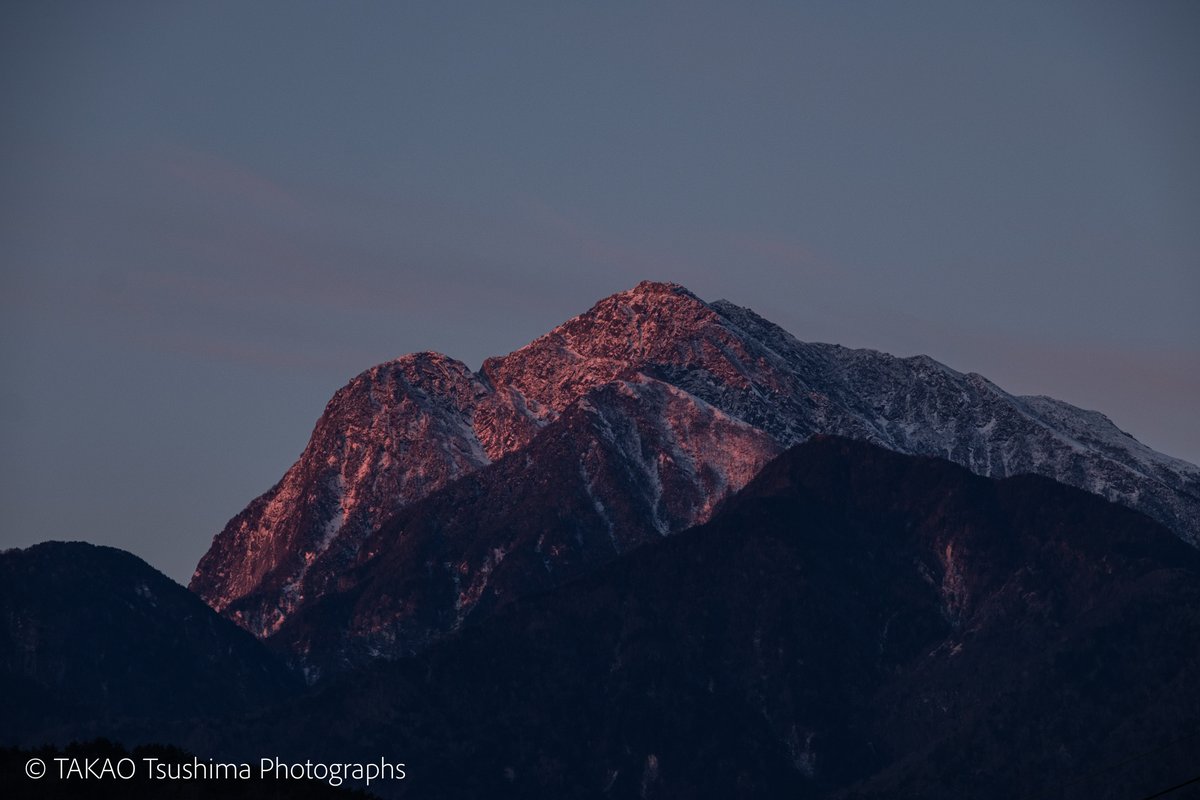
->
[272,375,780,677]
[191,281,1200,644]
[184,439,1200,799]
[190,353,492,636]
[0,542,300,744]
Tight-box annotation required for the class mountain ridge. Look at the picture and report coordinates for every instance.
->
[191,280,1200,649]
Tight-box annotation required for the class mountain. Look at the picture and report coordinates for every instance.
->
[0,542,300,744]
[191,281,1200,655]
[272,376,780,677]
[189,353,493,638]
[178,439,1200,799]
[7,442,1198,798]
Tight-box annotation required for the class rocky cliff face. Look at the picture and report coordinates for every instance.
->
[190,281,1200,649]
[190,353,492,635]
[272,375,781,677]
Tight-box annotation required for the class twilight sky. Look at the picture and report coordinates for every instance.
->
[2,2,1197,583]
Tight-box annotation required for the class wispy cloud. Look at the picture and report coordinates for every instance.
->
[148,144,302,215]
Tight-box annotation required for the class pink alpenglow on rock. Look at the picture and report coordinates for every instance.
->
[190,281,1200,664]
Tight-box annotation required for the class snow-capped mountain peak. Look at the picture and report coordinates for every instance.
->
[191,282,1200,643]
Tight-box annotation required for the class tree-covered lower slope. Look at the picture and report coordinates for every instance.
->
[0,542,300,743]
[197,437,1200,799]
[5,439,1197,798]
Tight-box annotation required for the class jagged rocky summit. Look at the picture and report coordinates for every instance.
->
[190,281,1200,666]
